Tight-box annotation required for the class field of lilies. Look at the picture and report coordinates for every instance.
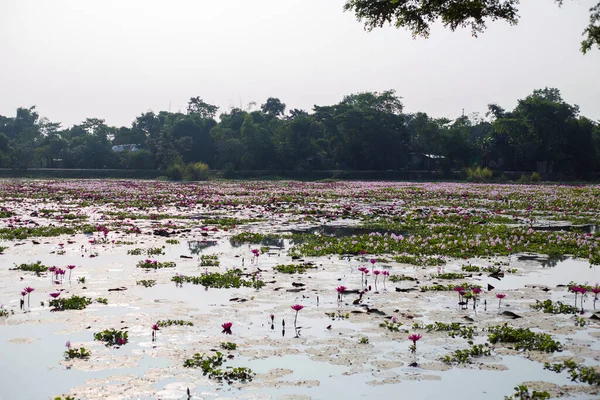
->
[1,180,600,399]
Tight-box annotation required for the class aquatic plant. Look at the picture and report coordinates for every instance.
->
[171,269,264,289]
[504,385,550,399]
[221,322,233,335]
[326,311,350,320]
[412,322,474,339]
[13,261,48,276]
[496,293,507,308]
[380,319,404,332]
[336,285,347,302]
[531,299,579,314]
[94,329,128,346]
[358,337,369,344]
[136,259,176,269]
[136,279,157,288]
[544,360,600,386]
[24,286,34,308]
[96,298,108,305]
[157,319,194,327]
[408,333,422,353]
[49,295,92,311]
[388,274,416,282]
[291,304,304,326]
[151,323,159,341]
[166,239,180,244]
[200,254,220,267]
[487,326,562,352]
[64,341,91,360]
[183,351,254,383]
[66,265,76,281]
[220,342,237,350]
[274,264,311,274]
[443,344,492,364]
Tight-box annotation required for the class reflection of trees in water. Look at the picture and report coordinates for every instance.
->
[188,240,217,255]
[229,237,284,248]
[541,255,569,268]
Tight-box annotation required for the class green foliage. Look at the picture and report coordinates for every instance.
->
[358,337,370,344]
[157,319,194,327]
[413,322,474,339]
[166,162,185,181]
[49,295,93,311]
[183,352,254,383]
[53,396,77,400]
[93,329,128,346]
[531,299,579,314]
[136,260,176,269]
[420,283,481,292]
[544,360,600,386]
[200,255,220,267]
[388,274,417,282]
[325,311,350,320]
[95,297,108,305]
[171,269,265,289]
[379,320,404,332]
[166,239,180,244]
[184,162,210,181]
[443,344,492,364]
[465,166,493,182]
[64,347,91,360]
[220,342,237,350]
[274,264,313,274]
[487,326,562,352]
[0,225,85,240]
[431,272,465,279]
[230,232,284,245]
[0,246,8,253]
[504,385,551,400]
[12,261,48,276]
[136,279,157,287]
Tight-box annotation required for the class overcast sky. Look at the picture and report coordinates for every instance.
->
[1,0,598,127]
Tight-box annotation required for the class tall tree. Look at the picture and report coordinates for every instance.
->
[344,0,600,54]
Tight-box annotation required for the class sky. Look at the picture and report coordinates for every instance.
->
[0,0,599,128]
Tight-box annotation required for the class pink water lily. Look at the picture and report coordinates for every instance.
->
[291,304,304,326]
[49,292,60,299]
[496,293,506,308]
[408,333,422,353]
[221,322,233,335]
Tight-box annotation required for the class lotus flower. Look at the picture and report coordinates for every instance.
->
[221,322,233,335]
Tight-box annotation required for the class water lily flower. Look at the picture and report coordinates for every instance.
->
[65,341,71,349]
[49,292,60,299]
[408,333,422,353]
[291,304,304,326]
[151,323,159,341]
[221,322,233,335]
[336,286,347,294]
[496,293,506,308]
[66,265,76,280]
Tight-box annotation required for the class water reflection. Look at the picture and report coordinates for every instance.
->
[187,240,217,255]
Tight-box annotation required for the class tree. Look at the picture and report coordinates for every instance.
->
[343,0,600,54]
[261,98,286,118]
[187,97,219,119]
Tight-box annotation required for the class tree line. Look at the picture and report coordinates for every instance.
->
[0,88,599,179]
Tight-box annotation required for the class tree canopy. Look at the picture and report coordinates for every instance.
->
[343,0,600,54]
[0,88,598,179]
